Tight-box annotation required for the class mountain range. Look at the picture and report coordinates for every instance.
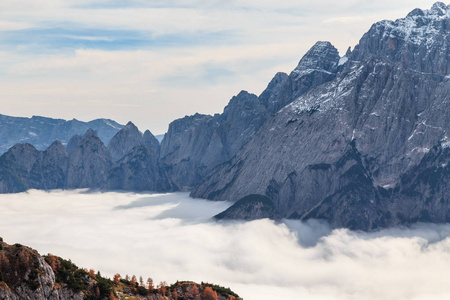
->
[0,114,125,155]
[0,122,174,193]
[1,2,450,231]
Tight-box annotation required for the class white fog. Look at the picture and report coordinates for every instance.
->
[1,190,450,300]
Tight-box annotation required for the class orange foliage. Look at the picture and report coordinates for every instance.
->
[191,285,200,297]
[45,254,60,272]
[89,269,96,278]
[113,274,121,285]
[147,277,154,292]
[108,291,118,300]
[202,286,218,300]
[172,289,178,299]
[158,281,167,295]
[130,275,137,286]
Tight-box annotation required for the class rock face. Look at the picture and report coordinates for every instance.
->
[108,122,145,162]
[214,194,281,221]
[161,42,341,189]
[67,129,112,188]
[192,3,450,230]
[0,114,124,155]
[0,144,42,193]
[0,123,175,193]
[29,141,69,191]
[0,240,86,300]
[0,239,242,300]
[143,130,161,153]
[107,145,176,192]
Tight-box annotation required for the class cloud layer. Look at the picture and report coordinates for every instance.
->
[1,190,450,300]
[0,1,440,133]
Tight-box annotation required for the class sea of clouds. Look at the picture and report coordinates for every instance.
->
[1,190,450,300]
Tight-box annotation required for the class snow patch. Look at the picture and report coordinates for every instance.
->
[103,119,122,130]
[379,4,450,47]
[338,57,348,66]
[442,136,450,148]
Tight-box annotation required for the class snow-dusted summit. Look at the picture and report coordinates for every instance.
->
[192,2,450,230]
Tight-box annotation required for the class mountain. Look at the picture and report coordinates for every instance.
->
[0,114,124,155]
[0,238,241,300]
[0,123,176,193]
[1,3,449,231]
[160,41,341,189]
[67,129,112,189]
[192,2,450,230]
[108,122,146,162]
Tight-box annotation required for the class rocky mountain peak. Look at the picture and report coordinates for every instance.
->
[44,140,67,156]
[66,129,111,188]
[83,128,97,139]
[143,129,160,152]
[1,143,40,173]
[222,91,259,115]
[292,41,340,77]
[352,2,450,76]
[65,134,82,155]
[431,2,448,15]
[108,121,144,162]
[191,2,450,230]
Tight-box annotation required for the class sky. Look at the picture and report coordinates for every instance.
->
[2,190,450,300]
[0,0,441,134]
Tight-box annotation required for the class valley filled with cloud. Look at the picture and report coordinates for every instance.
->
[1,190,450,300]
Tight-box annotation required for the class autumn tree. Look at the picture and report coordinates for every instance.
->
[95,286,100,298]
[108,291,118,300]
[147,277,154,292]
[129,275,137,291]
[45,254,60,272]
[89,269,96,278]
[113,274,121,285]
[139,275,144,287]
[172,289,178,300]
[158,281,167,296]
[125,274,130,281]
[202,286,218,300]
[191,285,200,298]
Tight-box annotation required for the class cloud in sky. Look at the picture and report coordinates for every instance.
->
[2,190,450,300]
[0,0,440,133]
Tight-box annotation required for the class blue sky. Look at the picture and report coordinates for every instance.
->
[0,0,440,134]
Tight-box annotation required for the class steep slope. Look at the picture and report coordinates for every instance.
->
[161,42,341,189]
[108,121,145,162]
[0,114,124,155]
[107,145,176,192]
[0,144,42,193]
[28,141,69,190]
[66,129,112,189]
[389,141,450,225]
[192,2,450,230]
[143,130,160,153]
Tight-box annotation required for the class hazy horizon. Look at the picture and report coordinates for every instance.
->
[2,190,450,300]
